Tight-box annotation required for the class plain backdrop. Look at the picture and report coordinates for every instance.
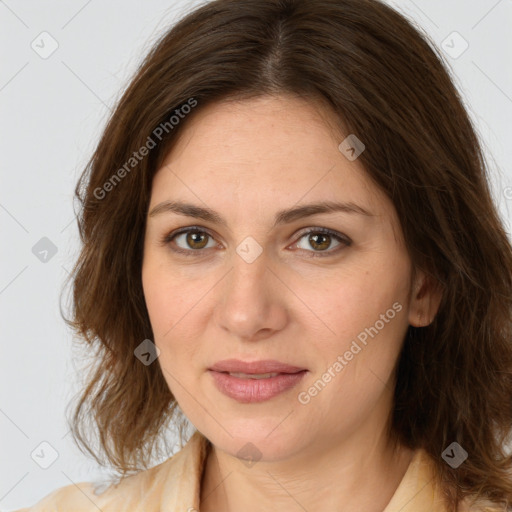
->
[1,0,511,510]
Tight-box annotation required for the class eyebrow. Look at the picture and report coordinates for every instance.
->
[148,199,374,227]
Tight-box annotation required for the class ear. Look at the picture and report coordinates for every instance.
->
[408,269,443,327]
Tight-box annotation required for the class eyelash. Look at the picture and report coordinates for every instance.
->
[160,226,352,258]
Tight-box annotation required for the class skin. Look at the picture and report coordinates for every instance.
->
[141,94,442,512]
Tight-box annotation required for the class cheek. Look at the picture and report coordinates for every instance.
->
[298,261,407,344]
[142,255,190,337]
[296,254,410,404]
[141,259,207,377]
[141,272,195,398]
[142,276,173,337]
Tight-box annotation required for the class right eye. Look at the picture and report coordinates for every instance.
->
[161,227,220,256]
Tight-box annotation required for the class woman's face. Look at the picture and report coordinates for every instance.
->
[142,94,432,462]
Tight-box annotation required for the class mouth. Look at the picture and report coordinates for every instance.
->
[224,371,284,379]
[208,358,307,375]
[207,360,308,403]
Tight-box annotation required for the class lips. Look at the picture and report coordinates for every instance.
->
[209,359,306,374]
[208,359,308,403]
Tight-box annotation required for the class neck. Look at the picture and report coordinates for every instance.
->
[200,420,414,512]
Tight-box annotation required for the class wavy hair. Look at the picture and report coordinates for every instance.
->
[62,0,512,509]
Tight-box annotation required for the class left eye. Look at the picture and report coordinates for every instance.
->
[162,227,351,256]
[293,229,350,254]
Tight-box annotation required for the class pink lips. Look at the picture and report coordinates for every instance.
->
[208,359,308,403]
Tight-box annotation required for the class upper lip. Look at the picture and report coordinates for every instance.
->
[209,359,306,374]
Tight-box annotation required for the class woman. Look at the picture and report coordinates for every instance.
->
[16,0,512,510]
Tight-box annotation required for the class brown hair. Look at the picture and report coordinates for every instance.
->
[62,0,512,509]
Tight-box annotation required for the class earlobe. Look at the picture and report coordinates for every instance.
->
[415,310,431,327]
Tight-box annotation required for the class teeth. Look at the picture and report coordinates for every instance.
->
[228,372,281,379]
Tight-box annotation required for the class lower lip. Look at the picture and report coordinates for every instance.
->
[208,370,308,403]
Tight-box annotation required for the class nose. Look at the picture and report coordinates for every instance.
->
[213,248,288,342]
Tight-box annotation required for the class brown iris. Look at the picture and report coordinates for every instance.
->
[186,231,209,249]
[308,233,331,251]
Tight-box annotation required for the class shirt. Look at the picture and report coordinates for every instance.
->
[14,430,504,511]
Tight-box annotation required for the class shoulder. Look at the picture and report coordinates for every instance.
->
[13,431,209,512]
[11,480,105,512]
[11,465,166,512]
[391,448,507,512]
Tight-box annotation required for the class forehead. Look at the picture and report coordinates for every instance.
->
[150,94,390,222]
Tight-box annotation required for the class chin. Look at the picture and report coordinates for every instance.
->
[205,418,307,462]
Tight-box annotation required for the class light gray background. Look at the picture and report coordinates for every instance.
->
[1,1,511,510]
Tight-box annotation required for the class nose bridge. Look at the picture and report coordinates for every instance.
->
[226,243,270,305]
[214,241,286,339]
